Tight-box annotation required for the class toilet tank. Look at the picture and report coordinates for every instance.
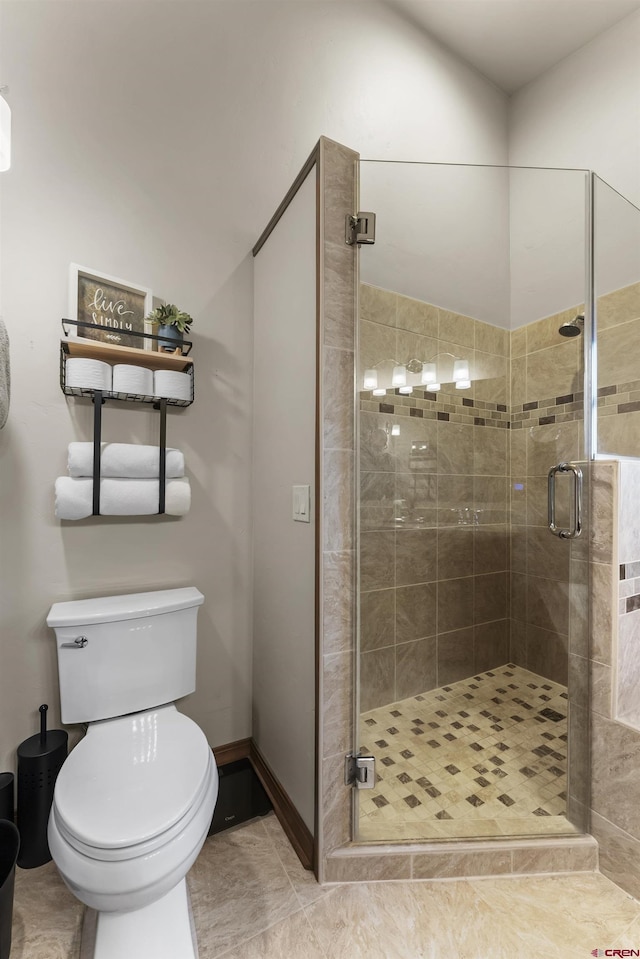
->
[46,588,204,725]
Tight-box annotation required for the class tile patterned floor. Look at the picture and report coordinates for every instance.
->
[10,813,640,959]
[359,663,577,841]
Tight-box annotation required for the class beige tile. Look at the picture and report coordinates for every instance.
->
[474,526,508,575]
[261,814,331,910]
[526,309,575,355]
[395,582,436,645]
[324,347,354,450]
[438,474,474,526]
[474,571,508,625]
[359,411,395,473]
[322,550,354,656]
[599,316,640,388]
[395,636,437,698]
[438,526,474,579]
[395,528,437,586]
[395,472,438,527]
[306,879,544,959]
[396,293,438,338]
[468,873,640,958]
[510,840,596,875]
[510,354,527,406]
[360,283,396,327]
[413,848,511,879]
[591,712,640,837]
[438,577,474,632]
[12,861,83,959]
[525,575,570,635]
[526,340,581,405]
[598,409,640,458]
[591,561,615,665]
[474,425,508,476]
[525,624,568,684]
[590,460,617,564]
[322,854,411,884]
[324,240,355,352]
[438,309,477,349]
[395,328,438,371]
[360,647,395,711]
[510,325,527,359]
[591,659,612,718]
[324,450,354,552]
[475,320,509,357]
[437,626,475,685]
[591,811,640,902]
[597,282,640,331]
[436,421,474,475]
[218,908,325,959]
[360,530,394,592]
[474,619,509,672]
[395,417,437,473]
[322,138,357,247]
[510,428,526,475]
[359,319,396,375]
[321,752,351,854]
[474,351,508,404]
[188,821,301,958]
[360,587,395,651]
[323,651,353,758]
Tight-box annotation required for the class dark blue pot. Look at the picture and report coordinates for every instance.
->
[157,324,184,353]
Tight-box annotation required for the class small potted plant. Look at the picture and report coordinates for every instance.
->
[146,303,194,353]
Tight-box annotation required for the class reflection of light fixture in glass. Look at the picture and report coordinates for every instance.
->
[453,358,471,390]
[421,362,440,391]
[398,386,412,395]
[391,424,400,436]
[0,88,10,172]
[372,388,386,396]
[363,369,377,390]
[392,365,406,388]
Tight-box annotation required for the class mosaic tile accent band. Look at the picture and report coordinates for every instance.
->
[359,664,568,838]
[619,559,640,614]
[361,380,638,432]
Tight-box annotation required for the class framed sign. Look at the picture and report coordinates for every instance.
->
[69,264,153,349]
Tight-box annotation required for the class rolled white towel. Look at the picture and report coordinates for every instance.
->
[55,476,191,519]
[68,443,185,478]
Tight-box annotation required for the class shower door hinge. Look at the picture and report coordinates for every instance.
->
[345,212,376,246]
[344,752,376,789]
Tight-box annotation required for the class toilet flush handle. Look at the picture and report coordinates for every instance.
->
[60,636,88,649]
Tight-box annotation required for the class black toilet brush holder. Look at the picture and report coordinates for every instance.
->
[16,705,67,869]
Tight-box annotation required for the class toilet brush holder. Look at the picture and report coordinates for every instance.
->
[16,705,67,869]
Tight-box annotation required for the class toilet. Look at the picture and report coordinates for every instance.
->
[46,587,218,959]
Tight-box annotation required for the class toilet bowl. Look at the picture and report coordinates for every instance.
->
[46,588,216,959]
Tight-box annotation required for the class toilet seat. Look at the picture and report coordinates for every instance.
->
[53,705,211,856]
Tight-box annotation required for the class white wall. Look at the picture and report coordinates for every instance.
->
[509,9,640,206]
[0,0,507,772]
[253,171,317,834]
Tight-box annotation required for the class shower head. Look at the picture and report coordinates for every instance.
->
[558,314,584,338]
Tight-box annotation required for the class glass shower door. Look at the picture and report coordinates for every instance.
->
[355,160,591,842]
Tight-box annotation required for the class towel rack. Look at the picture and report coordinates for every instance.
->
[59,320,194,516]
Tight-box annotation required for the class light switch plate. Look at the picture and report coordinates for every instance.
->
[292,485,311,523]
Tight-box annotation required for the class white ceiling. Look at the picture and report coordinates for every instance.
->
[391,0,640,93]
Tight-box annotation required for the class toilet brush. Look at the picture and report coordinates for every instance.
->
[16,705,68,868]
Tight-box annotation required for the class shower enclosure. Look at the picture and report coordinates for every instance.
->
[355,161,593,843]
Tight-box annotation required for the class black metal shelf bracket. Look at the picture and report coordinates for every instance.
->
[92,391,105,516]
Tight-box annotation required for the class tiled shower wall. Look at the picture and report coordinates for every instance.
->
[597,282,640,456]
[359,284,588,710]
[359,284,510,710]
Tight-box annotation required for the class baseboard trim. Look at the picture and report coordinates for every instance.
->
[212,737,252,767]
[249,740,315,872]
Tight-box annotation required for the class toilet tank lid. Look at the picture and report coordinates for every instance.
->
[46,587,204,628]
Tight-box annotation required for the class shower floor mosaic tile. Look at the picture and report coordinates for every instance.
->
[358,664,576,841]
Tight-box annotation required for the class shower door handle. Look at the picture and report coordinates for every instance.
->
[548,462,582,539]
